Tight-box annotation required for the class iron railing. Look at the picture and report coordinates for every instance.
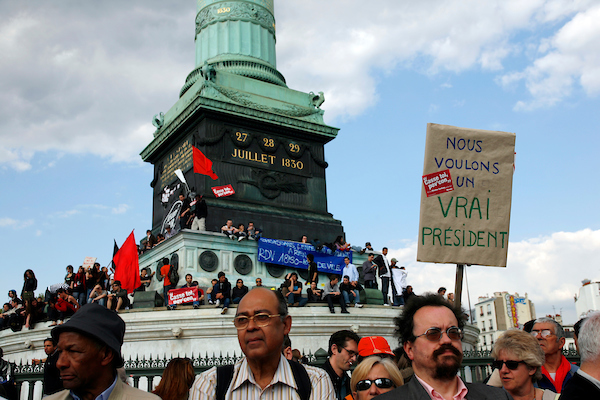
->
[13,349,580,400]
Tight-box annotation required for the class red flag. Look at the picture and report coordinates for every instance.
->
[113,231,140,294]
[193,146,218,180]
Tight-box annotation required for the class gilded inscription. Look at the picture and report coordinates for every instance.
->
[231,148,304,170]
[160,140,193,185]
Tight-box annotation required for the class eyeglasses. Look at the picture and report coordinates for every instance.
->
[233,313,281,330]
[340,347,357,358]
[530,329,554,339]
[492,360,526,370]
[356,378,396,391]
[414,326,463,341]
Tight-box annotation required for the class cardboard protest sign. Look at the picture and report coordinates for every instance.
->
[82,257,97,269]
[417,123,515,267]
[168,286,199,305]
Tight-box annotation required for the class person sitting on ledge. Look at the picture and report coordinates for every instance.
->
[134,268,154,292]
[307,281,323,303]
[53,288,78,325]
[207,278,218,304]
[106,281,130,312]
[171,274,203,310]
[140,229,156,254]
[322,275,349,314]
[164,225,177,240]
[155,233,165,246]
[213,272,231,315]
[334,236,351,251]
[88,284,107,307]
[340,275,363,308]
[235,223,248,242]
[221,219,238,239]
[359,242,374,255]
[283,272,307,307]
[232,279,249,304]
[247,221,262,240]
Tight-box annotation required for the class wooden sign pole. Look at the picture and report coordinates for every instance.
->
[454,264,464,309]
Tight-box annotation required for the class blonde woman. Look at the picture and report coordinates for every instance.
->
[350,356,403,400]
[491,330,559,400]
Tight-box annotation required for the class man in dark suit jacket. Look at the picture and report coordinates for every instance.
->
[375,294,511,400]
[560,312,600,399]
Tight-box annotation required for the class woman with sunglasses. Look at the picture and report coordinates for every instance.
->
[491,330,558,400]
[349,356,403,399]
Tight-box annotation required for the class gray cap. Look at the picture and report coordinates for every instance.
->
[52,303,125,367]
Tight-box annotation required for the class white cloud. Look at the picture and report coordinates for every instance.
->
[112,204,130,215]
[0,217,33,229]
[50,209,81,219]
[0,2,194,171]
[0,218,18,227]
[1,1,599,168]
[503,3,600,110]
[49,203,131,219]
[388,228,600,324]
[276,0,593,121]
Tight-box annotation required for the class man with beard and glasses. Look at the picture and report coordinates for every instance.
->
[377,293,511,400]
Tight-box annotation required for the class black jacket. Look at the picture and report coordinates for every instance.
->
[375,376,512,399]
[322,358,351,400]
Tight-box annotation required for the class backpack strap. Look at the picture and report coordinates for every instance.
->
[215,364,235,400]
[216,361,311,400]
[288,360,311,400]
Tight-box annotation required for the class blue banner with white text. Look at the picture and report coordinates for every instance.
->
[257,237,351,275]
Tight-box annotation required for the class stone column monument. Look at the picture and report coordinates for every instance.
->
[141,0,344,241]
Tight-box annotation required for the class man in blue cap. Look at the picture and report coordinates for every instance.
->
[46,303,159,400]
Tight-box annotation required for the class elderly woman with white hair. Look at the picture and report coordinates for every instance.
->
[349,356,404,400]
[491,329,558,400]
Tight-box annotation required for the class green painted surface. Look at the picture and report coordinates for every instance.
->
[197,0,274,15]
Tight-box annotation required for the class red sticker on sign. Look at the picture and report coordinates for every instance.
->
[212,184,235,198]
[423,169,454,197]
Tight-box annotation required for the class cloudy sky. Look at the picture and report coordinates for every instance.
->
[2,0,599,325]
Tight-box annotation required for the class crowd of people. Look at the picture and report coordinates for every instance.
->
[1,234,422,332]
[2,282,598,400]
[1,262,118,331]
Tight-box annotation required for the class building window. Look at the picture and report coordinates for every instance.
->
[487,304,492,315]
[489,319,493,330]
[480,306,484,316]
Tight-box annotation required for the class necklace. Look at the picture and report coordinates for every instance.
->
[531,387,538,400]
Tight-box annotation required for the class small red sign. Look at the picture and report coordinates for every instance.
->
[167,286,199,305]
[212,184,235,198]
[422,169,454,197]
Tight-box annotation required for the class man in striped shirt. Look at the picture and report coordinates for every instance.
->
[189,288,335,399]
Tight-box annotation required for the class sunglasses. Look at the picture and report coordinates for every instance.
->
[356,378,395,391]
[414,326,463,341]
[492,360,526,370]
